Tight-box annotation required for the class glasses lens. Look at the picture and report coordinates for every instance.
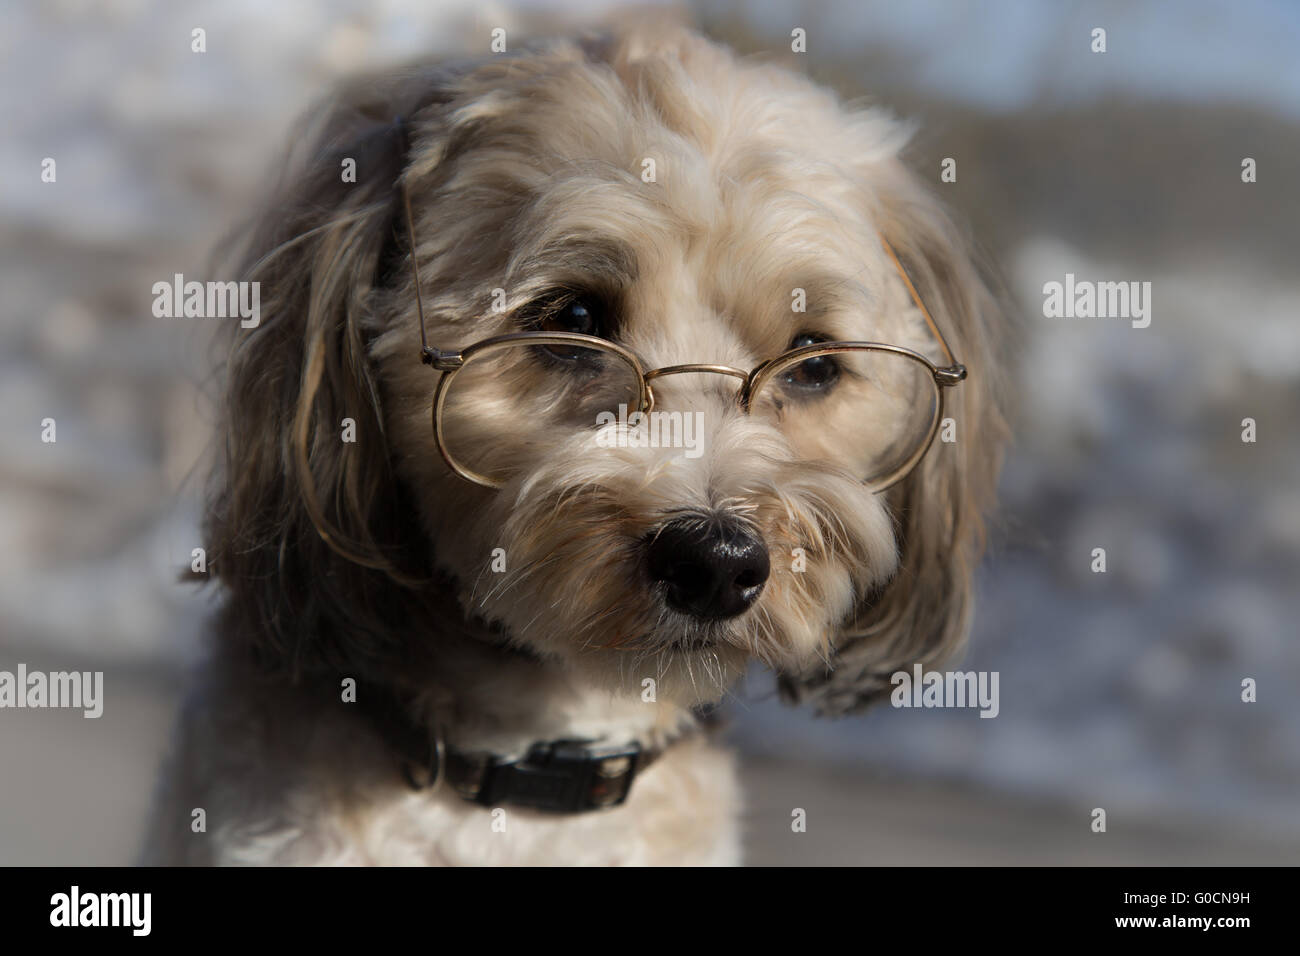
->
[436,338,643,485]
[751,347,940,486]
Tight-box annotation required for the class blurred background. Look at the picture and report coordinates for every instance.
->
[2,0,1297,865]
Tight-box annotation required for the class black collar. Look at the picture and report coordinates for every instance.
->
[358,686,669,814]
[436,737,660,813]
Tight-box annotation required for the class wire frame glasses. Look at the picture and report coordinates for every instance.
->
[402,187,967,491]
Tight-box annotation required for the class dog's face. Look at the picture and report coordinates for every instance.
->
[211,28,1007,714]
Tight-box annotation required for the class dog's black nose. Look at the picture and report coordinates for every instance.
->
[646,516,770,620]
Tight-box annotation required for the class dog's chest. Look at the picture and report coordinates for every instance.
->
[150,655,743,866]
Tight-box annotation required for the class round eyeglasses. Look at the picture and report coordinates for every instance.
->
[401,186,967,492]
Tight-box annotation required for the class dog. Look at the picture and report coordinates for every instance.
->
[143,26,1008,866]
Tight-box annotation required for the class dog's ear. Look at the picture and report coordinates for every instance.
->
[778,161,1013,715]
[204,70,459,679]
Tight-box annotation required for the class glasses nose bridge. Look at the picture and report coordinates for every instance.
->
[641,363,752,412]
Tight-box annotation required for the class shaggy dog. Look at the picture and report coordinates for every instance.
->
[144,26,1008,865]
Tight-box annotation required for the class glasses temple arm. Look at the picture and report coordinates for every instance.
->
[401,183,437,365]
[879,235,961,371]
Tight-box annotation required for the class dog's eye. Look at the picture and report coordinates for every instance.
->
[782,334,839,390]
[533,294,606,360]
[543,299,599,336]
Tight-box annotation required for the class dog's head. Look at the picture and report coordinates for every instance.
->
[207,28,1009,713]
